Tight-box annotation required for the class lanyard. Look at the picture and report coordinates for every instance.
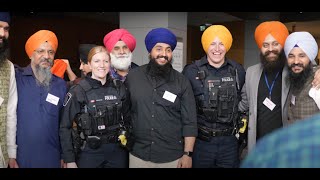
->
[264,71,280,100]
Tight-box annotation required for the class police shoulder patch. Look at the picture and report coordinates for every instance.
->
[63,92,72,106]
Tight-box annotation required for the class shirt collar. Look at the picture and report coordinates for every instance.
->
[21,64,34,76]
[199,55,231,69]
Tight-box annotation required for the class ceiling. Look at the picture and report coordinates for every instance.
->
[12,12,320,38]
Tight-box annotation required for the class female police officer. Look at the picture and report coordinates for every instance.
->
[59,46,132,168]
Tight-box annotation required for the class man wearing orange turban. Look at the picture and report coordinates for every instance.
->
[239,21,320,156]
[15,30,67,168]
[103,28,138,82]
[182,25,246,168]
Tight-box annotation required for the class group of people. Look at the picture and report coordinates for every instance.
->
[1,11,320,168]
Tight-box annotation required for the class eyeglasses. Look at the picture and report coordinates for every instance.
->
[34,49,55,56]
[262,42,280,49]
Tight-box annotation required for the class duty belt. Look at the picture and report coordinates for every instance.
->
[198,125,235,137]
[87,134,117,144]
[209,128,234,137]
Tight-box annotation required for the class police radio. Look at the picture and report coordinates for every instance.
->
[197,70,206,80]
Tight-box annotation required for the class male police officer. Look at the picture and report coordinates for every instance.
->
[183,25,246,168]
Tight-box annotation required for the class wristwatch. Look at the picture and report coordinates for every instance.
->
[183,151,193,157]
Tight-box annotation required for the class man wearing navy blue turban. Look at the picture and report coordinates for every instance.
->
[126,27,197,168]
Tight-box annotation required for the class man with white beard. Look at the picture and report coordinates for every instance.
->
[15,30,67,168]
[103,28,139,82]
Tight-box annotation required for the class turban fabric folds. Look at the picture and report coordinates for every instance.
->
[103,28,136,52]
[79,44,97,64]
[255,21,289,49]
[25,30,58,58]
[0,12,10,24]
[51,59,67,78]
[284,32,318,64]
[201,25,233,53]
[145,27,177,53]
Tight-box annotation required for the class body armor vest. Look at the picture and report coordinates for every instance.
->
[195,63,239,126]
[76,79,124,137]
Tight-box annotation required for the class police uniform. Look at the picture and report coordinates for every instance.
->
[60,75,132,168]
[183,56,245,168]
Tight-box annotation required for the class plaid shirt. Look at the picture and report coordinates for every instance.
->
[110,67,127,82]
[110,62,139,82]
[241,112,320,168]
[288,71,319,122]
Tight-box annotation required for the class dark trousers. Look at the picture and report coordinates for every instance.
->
[77,143,128,168]
[193,136,239,168]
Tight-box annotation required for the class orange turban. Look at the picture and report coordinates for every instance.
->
[103,28,136,53]
[51,59,67,79]
[254,21,289,49]
[25,30,58,58]
[201,25,233,54]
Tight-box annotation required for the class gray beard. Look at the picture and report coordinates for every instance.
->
[34,64,52,90]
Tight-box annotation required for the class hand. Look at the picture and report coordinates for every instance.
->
[62,59,70,67]
[61,159,67,168]
[66,162,78,168]
[8,158,19,168]
[177,155,192,168]
[312,68,320,89]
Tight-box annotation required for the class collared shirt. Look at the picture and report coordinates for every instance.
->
[241,112,320,168]
[183,56,246,129]
[15,65,67,168]
[126,64,198,163]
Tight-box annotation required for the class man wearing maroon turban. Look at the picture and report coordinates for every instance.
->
[15,30,67,168]
[126,27,197,168]
[238,21,320,158]
[0,11,19,168]
[103,28,138,82]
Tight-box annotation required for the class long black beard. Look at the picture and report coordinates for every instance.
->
[288,63,312,92]
[260,51,285,73]
[0,38,9,66]
[147,56,172,79]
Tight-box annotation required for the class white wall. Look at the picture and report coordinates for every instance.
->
[120,12,187,70]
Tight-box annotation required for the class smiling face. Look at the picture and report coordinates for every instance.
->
[206,37,226,67]
[149,43,173,66]
[88,46,110,82]
[261,34,283,62]
[287,47,310,74]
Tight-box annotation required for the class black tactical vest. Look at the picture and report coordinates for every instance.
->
[76,79,125,136]
[195,62,239,126]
